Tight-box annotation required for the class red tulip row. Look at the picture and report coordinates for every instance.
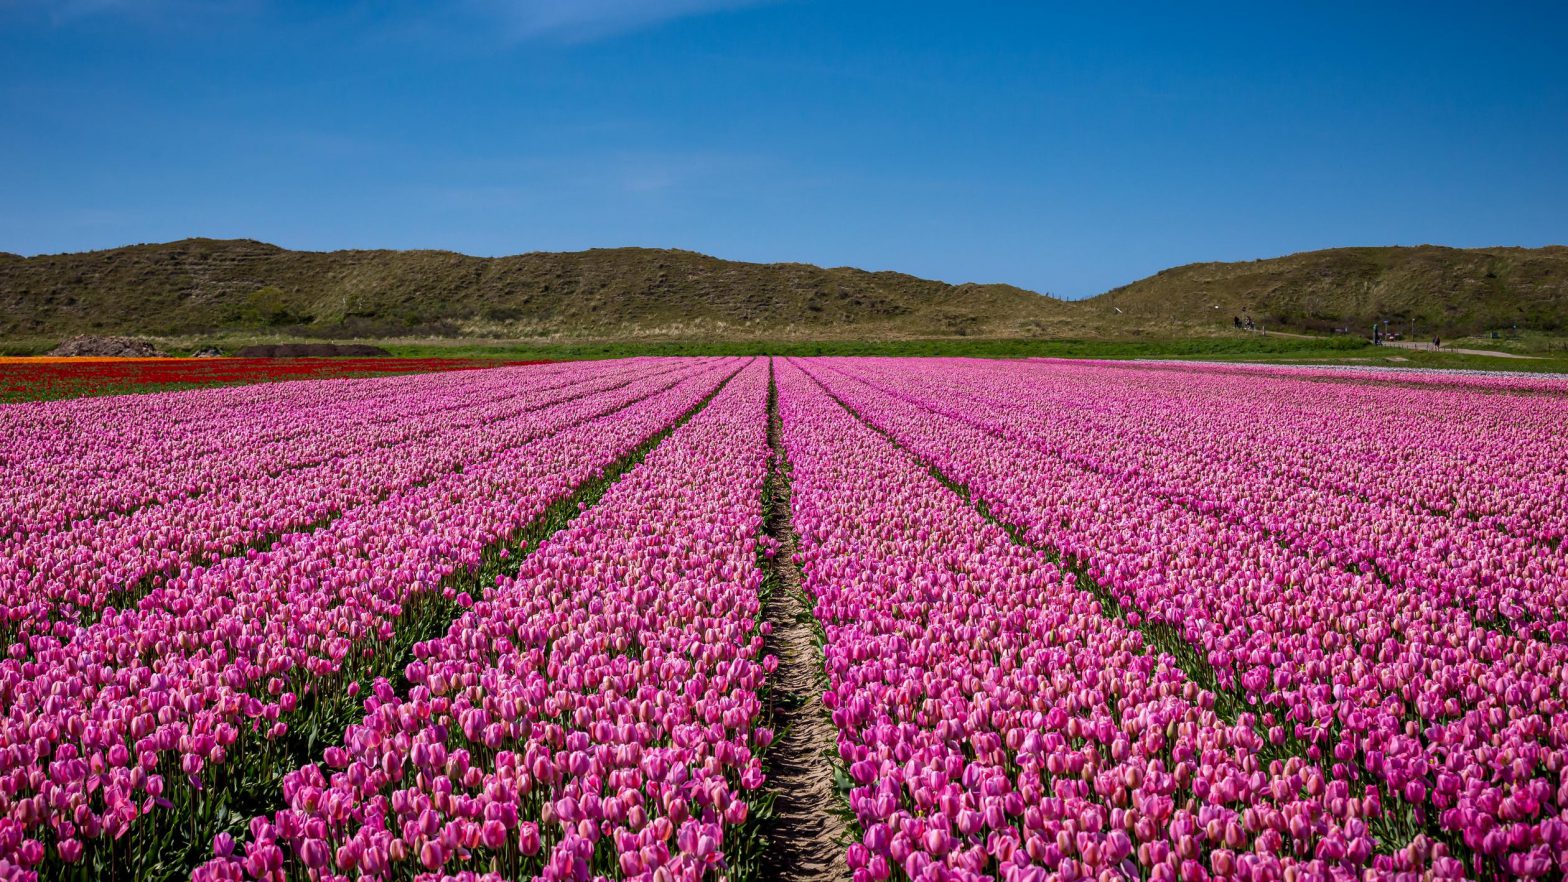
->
[0,356,533,405]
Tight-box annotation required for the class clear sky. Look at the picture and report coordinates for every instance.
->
[2,1,1565,297]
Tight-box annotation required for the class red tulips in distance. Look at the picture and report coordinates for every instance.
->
[0,357,537,404]
[0,355,1563,882]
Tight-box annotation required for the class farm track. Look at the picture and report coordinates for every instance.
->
[759,360,851,882]
[53,363,746,882]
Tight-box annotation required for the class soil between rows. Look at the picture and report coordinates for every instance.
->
[760,359,851,882]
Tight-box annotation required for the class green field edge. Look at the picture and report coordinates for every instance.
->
[9,330,1568,368]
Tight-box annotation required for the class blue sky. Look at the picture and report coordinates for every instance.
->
[2,1,1565,297]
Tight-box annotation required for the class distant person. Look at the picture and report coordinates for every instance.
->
[1233,316,1243,330]
[1433,336,1440,349]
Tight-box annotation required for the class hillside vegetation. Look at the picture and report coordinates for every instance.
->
[0,239,1069,340]
[3,240,1566,343]
[1089,245,1568,335]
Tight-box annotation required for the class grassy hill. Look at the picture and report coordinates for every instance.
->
[4,240,1566,346]
[0,238,1070,340]
[1085,245,1568,335]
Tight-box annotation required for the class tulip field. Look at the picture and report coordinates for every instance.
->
[1,357,1566,882]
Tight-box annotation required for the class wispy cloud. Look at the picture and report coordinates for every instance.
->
[465,0,773,42]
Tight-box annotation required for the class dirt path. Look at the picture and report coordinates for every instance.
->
[1384,340,1541,359]
[760,362,850,882]
[1240,331,1543,360]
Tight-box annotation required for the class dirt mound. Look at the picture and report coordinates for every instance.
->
[234,343,392,358]
[47,336,168,357]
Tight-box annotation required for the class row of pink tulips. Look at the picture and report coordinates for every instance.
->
[1004,361,1568,625]
[775,359,1458,882]
[3,363,584,537]
[802,357,1566,878]
[831,358,1568,635]
[0,358,740,877]
[1105,359,1568,396]
[0,359,696,640]
[192,357,775,882]
[813,355,1568,636]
